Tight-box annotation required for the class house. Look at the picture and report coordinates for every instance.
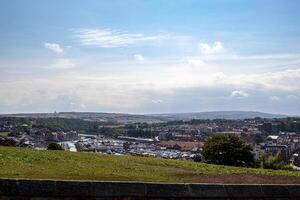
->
[265,135,279,145]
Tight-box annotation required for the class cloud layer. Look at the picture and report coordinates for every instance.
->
[46,58,75,69]
[1,31,300,115]
[1,61,300,114]
[73,29,180,48]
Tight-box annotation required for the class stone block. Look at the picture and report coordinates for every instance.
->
[0,179,17,195]
[92,182,146,197]
[261,185,289,198]
[286,185,300,198]
[54,180,92,197]
[16,180,56,197]
[146,183,189,198]
[188,184,228,198]
[225,184,264,198]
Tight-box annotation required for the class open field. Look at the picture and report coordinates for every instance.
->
[0,147,300,183]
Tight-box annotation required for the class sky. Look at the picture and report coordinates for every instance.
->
[0,0,300,115]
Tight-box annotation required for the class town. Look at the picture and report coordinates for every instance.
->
[1,115,300,169]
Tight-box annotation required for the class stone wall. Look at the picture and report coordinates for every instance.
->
[1,178,300,199]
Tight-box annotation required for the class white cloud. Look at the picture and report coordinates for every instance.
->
[187,58,205,67]
[134,54,145,62]
[0,74,146,112]
[197,53,300,62]
[80,103,87,109]
[207,68,300,92]
[47,59,75,69]
[231,90,249,98]
[44,42,64,54]
[287,95,299,100]
[270,96,280,101]
[73,28,179,48]
[151,99,163,104]
[3,38,300,114]
[253,68,300,91]
[199,41,225,54]
[213,72,226,82]
[1,66,300,114]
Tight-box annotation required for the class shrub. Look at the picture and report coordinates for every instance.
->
[47,142,64,150]
[260,151,293,170]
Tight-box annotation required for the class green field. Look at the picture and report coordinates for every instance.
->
[0,147,299,183]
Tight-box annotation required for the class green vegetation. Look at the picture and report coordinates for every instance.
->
[33,118,104,133]
[0,117,118,134]
[0,147,299,183]
[202,134,255,167]
[47,142,64,150]
[260,151,293,170]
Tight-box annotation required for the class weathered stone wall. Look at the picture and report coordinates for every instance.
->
[1,178,300,199]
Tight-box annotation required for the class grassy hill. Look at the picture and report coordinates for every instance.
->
[0,110,287,123]
[0,147,300,183]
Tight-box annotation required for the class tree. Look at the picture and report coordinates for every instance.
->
[253,133,264,144]
[47,142,64,150]
[202,134,255,167]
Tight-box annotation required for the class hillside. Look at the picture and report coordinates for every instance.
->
[150,111,287,120]
[0,111,287,123]
[0,147,299,183]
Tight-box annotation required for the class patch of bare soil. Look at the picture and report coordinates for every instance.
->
[181,173,300,184]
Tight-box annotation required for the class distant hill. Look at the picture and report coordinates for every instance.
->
[0,112,160,123]
[149,111,287,121]
[0,111,287,123]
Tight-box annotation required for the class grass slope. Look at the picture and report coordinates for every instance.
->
[0,147,299,183]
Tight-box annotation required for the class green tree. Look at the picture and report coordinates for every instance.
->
[47,142,64,150]
[202,134,255,167]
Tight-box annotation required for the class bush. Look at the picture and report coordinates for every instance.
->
[192,154,202,162]
[47,142,64,150]
[260,151,293,170]
[202,134,255,167]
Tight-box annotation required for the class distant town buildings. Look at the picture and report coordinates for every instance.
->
[1,117,300,167]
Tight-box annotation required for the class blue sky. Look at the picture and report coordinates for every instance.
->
[0,0,300,115]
